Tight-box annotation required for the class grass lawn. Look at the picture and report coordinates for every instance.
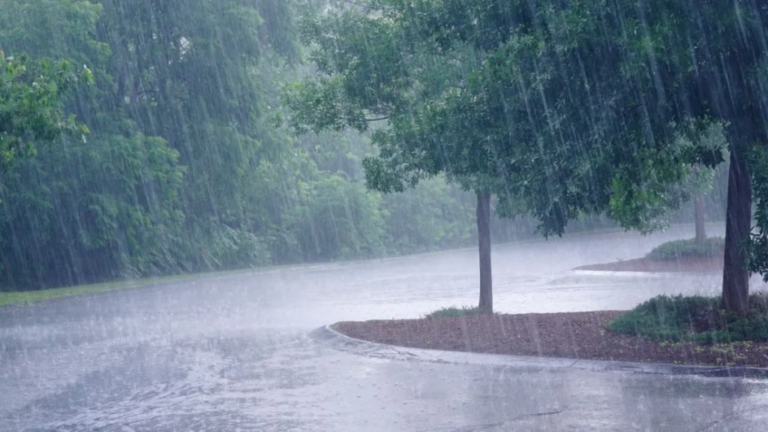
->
[646,237,725,261]
[423,305,484,319]
[0,267,266,307]
[608,293,768,343]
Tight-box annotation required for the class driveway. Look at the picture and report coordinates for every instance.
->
[3,224,768,431]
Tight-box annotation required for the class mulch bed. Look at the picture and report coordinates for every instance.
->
[333,311,768,368]
[575,256,723,273]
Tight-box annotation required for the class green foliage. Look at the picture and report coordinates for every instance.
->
[609,124,726,234]
[337,1,746,242]
[646,238,725,262]
[0,0,521,292]
[286,2,504,200]
[0,272,213,307]
[608,294,768,343]
[83,0,299,273]
[400,0,768,289]
[381,177,475,253]
[0,131,185,286]
[292,174,386,261]
[749,145,768,280]
[287,3,413,134]
[7,0,756,296]
[0,0,302,289]
[424,306,484,320]
[294,0,768,314]
[286,1,730,242]
[0,51,89,170]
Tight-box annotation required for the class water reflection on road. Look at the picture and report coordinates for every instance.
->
[2,223,768,431]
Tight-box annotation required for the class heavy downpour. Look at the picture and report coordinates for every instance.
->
[3,1,768,431]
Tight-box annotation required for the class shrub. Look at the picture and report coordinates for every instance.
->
[646,237,725,261]
[424,306,484,319]
[607,293,768,343]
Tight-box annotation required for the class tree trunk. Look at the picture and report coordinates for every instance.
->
[476,191,493,314]
[722,151,752,314]
[694,194,707,243]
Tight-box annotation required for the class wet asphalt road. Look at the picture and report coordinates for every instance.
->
[3,224,768,431]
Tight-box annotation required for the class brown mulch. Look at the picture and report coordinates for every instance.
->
[575,256,723,273]
[333,312,768,368]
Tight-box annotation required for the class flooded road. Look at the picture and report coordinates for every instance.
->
[3,224,768,431]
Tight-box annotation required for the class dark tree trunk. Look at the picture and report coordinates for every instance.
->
[476,191,493,314]
[722,151,752,314]
[694,194,707,243]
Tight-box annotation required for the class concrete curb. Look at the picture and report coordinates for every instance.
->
[571,268,724,278]
[571,269,674,278]
[311,325,768,379]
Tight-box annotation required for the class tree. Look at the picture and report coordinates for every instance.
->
[380,176,475,254]
[678,124,726,244]
[91,0,301,271]
[0,0,191,288]
[378,0,768,313]
[692,169,711,243]
[285,1,511,313]
[0,51,88,171]
[0,0,298,287]
[2,0,528,291]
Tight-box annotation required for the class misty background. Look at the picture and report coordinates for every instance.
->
[0,0,729,292]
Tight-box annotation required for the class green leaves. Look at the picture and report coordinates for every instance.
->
[748,145,768,279]
[283,76,352,134]
[287,0,765,257]
[0,0,303,287]
[0,130,186,286]
[0,51,89,170]
[288,4,415,135]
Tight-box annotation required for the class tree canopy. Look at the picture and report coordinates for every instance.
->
[285,0,527,313]
[2,0,542,290]
[407,0,768,313]
[1,0,749,312]
[287,0,768,313]
[0,51,90,170]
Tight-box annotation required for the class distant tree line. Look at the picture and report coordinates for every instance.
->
[0,0,634,291]
[0,0,734,296]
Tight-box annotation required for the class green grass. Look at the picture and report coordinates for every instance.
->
[0,266,273,307]
[607,294,768,343]
[424,305,485,319]
[0,274,202,307]
[646,237,725,261]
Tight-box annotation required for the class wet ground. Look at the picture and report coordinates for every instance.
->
[3,224,768,431]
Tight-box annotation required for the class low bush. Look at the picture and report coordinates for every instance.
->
[608,293,768,343]
[646,237,725,261]
[424,306,484,319]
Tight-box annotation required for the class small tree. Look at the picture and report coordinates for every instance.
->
[386,0,768,313]
[285,2,509,313]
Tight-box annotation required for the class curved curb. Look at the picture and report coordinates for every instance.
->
[570,268,723,278]
[571,269,675,278]
[310,325,768,380]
